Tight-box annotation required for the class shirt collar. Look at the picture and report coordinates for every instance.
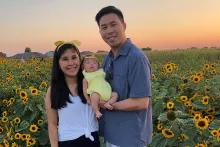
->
[109,38,132,59]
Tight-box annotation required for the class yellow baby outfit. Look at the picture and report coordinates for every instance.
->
[82,69,112,101]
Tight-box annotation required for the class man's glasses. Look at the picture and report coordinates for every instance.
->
[105,58,113,82]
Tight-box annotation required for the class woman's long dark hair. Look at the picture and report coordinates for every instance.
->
[50,44,86,110]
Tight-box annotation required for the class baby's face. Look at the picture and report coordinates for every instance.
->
[83,58,99,72]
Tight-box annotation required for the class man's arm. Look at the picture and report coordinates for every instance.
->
[113,54,152,111]
[112,97,150,111]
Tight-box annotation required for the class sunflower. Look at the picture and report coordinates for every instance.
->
[195,118,209,130]
[28,138,36,145]
[3,139,9,146]
[157,124,163,130]
[167,102,174,109]
[184,101,191,107]
[205,88,211,94]
[7,132,13,140]
[31,88,39,96]
[20,91,28,99]
[1,117,8,123]
[180,96,188,102]
[152,74,156,80]
[14,117,21,124]
[2,111,7,117]
[21,134,26,141]
[162,129,174,138]
[196,71,203,78]
[180,134,189,140]
[15,88,20,94]
[189,97,194,103]
[211,130,218,136]
[22,98,28,104]
[29,124,38,133]
[37,119,43,124]
[207,115,214,122]
[204,64,210,70]
[0,127,3,133]
[12,142,18,147]
[217,134,220,141]
[165,63,172,69]
[201,96,209,105]
[26,141,31,147]
[2,99,7,104]
[35,66,40,71]
[166,67,173,73]
[26,72,30,76]
[205,108,215,115]
[210,69,216,75]
[191,75,201,83]
[193,113,201,121]
[195,144,205,147]
[14,133,21,139]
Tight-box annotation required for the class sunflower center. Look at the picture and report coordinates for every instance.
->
[21,93,25,97]
[165,130,173,135]
[204,99,208,102]
[198,121,205,127]
[208,109,214,113]
[32,90,36,93]
[32,127,36,130]
[195,78,198,81]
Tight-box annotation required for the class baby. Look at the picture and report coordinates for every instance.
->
[82,55,118,118]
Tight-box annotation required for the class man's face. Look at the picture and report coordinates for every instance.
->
[99,13,126,49]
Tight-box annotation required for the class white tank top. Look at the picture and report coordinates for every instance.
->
[58,94,99,141]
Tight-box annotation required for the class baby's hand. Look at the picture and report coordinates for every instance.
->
[87,99,91,105]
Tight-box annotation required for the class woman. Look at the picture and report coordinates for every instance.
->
[44,40,100,147]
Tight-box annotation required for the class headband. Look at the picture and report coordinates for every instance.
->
[55,40,81,53]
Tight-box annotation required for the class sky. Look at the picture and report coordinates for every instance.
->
[0,0,220,56]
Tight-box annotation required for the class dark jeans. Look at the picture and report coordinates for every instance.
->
[58,131,100,147]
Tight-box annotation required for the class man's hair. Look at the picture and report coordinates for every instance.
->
[95,6,124,26]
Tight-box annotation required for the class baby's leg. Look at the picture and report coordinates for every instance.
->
[104,92,118,110]
[91,92,102,119]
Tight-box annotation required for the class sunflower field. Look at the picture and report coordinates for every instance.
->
[0,48,220,147]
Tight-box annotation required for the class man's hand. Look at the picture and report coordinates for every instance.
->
[98,100,106,109]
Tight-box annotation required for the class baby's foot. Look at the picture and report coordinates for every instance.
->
[104,103,113,110]
[96,111,102,119]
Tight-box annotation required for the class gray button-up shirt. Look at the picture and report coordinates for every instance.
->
[99,38,153,147]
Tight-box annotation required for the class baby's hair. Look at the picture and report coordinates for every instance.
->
[81,55,100,69]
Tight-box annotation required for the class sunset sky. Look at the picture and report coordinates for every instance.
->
[1,0,220,56]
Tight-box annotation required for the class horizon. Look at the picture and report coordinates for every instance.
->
[1,0,220,56]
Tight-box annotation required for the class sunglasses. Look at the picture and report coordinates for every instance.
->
[105,58,114,82]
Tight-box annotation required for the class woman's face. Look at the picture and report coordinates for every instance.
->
[58,49,81,78]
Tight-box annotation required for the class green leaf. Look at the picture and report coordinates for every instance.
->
[209,120,220,130]
[150,134,164,147]
[158,112,168,122]
[38,128,49,145]
[193,101,209,110]
[167,137,177,146]
[15,120,30,132]
[175,111,189,119]
[30,110,38,122]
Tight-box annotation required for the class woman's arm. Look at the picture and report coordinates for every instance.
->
[44,87,58,147]
[83,78,91,104]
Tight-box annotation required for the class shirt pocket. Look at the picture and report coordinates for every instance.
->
[112,73,127,101]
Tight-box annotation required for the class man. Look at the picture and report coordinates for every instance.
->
[95,6,153,147]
